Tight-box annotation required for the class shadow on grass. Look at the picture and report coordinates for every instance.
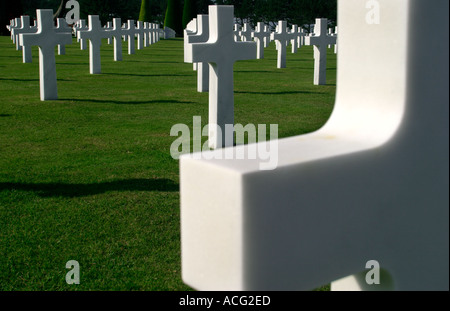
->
[60,98,195,105]
[103,72,191,78]
[235,70,283,74]
[235,90,323,95]
[0,114,12,117]
[0,78,73,82]
[0,178,178,198]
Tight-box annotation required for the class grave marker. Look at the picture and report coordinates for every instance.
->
[20,10,72,101]
[185,15,210,93]
[291,25,298,53]
[272,21,290,68]
[13,16,37,60]
[180,0,449,291]
[305,18,336,85]
[56,18,72,55]
[297,27,306,49]
[106,18,124,61]
[78,15,111,74]
[239,23,252,42]
[185,5,256,149]
[136,21,145,50]
[252,22,270,59]
[123,20,137,54]
[76,19,88,50]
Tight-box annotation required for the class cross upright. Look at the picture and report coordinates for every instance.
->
[290,25,298,53]
[239,23,252,41]
[10,18,22,43]
[104,21,113,45]
[106,18,124,61]
[78,15,112,74]
[13,16,37,61]
[252,22,270,59]
[76,19,88,50]
[185,5,256,149]
[136,21,145,50]
[20,9,72,101]
[297,27,306,49]
[233,24,241,42]
[305,18,336,85]
[185,14,210,93]
[272,21,291,68]
[143,22,149,47]
[263,25,270,47]
[56,18,72,55]
[122,20,137,54]
[154,24,161,43]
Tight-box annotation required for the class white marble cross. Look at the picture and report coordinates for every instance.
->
[233,24,241,42]
[305,18,337,85]
[56,18,72,55]
[263,25,270,48]
[180,0,449,291]
[143,22,149,47]
[185,5,256,149]
[20,10,72,101]
[272,21,291,68]
[297,27,306,49]
[122,20,137,54]
[10,18,22,43]
[136,21,145,50]
[252,22,269,59]
[185,15,210,93]
[78,15,111,74]
[239,23,252,42]
[13,16,37,60]
[105,21,113,45]
[76,19,88,50]
[290,25,298,53]
[106,18,124,61]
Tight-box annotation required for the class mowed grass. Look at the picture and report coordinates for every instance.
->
[0,35,336,291]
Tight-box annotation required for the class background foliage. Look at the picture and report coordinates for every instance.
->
[1,0,336,35]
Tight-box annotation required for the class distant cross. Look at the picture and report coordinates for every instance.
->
[305,18,336,85]
[239,23,252,42]
[76,19,88,50]
[263,25,270,47]
[185,5,256,149]
[136,21,145,50]
[143,22,149,47]
[56,18,72,55]
[290,25,298,53]
[234,24,241,42]
[10,18,22,43]
[297,27,306,49]
[185,14,210,93]
[78,15,112,74]
[13,16,37,61]
[272,21,291,68]
[20,10,72,101]
[122,20,137,54]
[252,22,270,59]
[106,18,124,61]
[104,21,113,45]
[153,24,161,43]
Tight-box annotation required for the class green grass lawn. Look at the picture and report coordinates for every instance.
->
[0,35,336,291]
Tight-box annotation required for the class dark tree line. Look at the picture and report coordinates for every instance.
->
[2,0,336,36]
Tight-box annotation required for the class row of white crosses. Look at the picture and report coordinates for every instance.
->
[184,11,339,149]
[12,9,165,100]
[203,19,337,84]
